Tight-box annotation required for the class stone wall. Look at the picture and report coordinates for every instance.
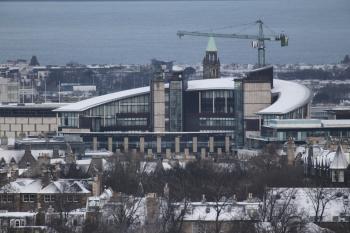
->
[0,116,58,138]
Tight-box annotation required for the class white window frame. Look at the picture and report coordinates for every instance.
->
[23,194,35,202]
[44,194,55,203]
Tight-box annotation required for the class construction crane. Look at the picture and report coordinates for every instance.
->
[177,20,288,67]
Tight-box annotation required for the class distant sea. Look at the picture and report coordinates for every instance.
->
[0,0,349,65]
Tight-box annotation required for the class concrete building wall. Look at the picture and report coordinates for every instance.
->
[243,82,271,118]
[0,78,19,103]
[0,116,59,138]
[152,80,165,132]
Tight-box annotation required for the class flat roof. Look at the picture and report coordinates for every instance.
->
[0,103,67,110]
[264,119,350,129]
[325,106,350,112]
[61,130,234,135]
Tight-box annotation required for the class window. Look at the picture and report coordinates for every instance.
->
[67,195,78,203]
[10,219,24,227]
[15,219,20,227]
[44,195,55,203]
[0,194,13,203]
[23,194,35,202]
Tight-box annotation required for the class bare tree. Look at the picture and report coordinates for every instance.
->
[157,197,189,233]
[100,193,144,233]
[155,168,191,233]
[256,187,307,233]
[305,187,338,223]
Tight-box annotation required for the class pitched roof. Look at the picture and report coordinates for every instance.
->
[0,178,91,194]
[330,144,349,169]
[206,37,217,52]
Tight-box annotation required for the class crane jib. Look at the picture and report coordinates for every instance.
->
[177,20,288,67]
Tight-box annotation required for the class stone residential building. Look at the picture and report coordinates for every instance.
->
[0,178,91,213]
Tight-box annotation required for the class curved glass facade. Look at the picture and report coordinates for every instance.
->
[58,84,309,136]
[261,104,310,126]
[60,88,237,133]
[61,94,149,129]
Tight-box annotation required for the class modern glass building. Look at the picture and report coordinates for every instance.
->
[53,67,313,152]
[261,119,350,142]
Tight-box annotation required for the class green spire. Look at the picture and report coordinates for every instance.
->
[206,37,217,52]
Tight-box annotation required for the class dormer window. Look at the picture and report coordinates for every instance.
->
[15,220,20,227]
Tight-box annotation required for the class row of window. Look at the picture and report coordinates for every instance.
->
[0,194,79,203]
[274,130,350,141]
[200,90,235,114]
[89,94,149,117]
[116,118,148,127]
[201,90,234,98]
[199,117,235,127]
[263,105,309,126]
[61,91,237,127]
[0,194,14,203]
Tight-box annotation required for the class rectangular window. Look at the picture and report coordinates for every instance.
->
[23,194,35,202]
[67,195,79,203]
[44,195,55,203]
[0,194,13,203]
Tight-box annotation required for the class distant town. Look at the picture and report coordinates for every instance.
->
[0,38,350,233]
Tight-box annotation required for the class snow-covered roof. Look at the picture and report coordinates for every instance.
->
[0,178,90,194]
[50,158,66,165]
[265,119,350,129]
[0,212,37,218]
[140,160,187,174]
[258,79,312,115]
[39,180,90,194]
[172,65,184,72]
[301,143,350,169]
[54,78,235,112]
[0,148,65,164]
[329,145,349,169]
[84,149,113,157]
[182,201,260,221]
[0,102,67,109]
[76,159,92,173]
[55,78,310,116]
[54,86,150,112]
[268,187,350,222]
[186,77,235,91]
